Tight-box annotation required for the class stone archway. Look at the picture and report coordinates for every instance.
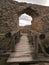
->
[17,6,49,32]
[17,6,40,32]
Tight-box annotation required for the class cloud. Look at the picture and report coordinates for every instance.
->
[19,20,31,26]
[19,13,32,21]
[19,13,32,26]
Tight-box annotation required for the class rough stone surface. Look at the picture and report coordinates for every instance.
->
[0,0,49,64]
[0,0,49,33]
[0,0,49,53]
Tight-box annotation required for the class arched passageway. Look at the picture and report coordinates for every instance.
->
[19,13,32,26]
[7,7,39,63]
[19,13,33,33]
[18,6,39,33]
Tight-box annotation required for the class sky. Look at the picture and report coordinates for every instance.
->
[19,13,32,26]
[14,0,49,26]
[14,0,49,6]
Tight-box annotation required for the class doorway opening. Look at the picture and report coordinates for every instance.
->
[19,13,32,33]
[19,13,32,26]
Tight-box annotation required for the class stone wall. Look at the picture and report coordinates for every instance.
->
[0,0,49,63]
[0,0,49,32]
[17,2,49,32]
[0,0,19,33]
